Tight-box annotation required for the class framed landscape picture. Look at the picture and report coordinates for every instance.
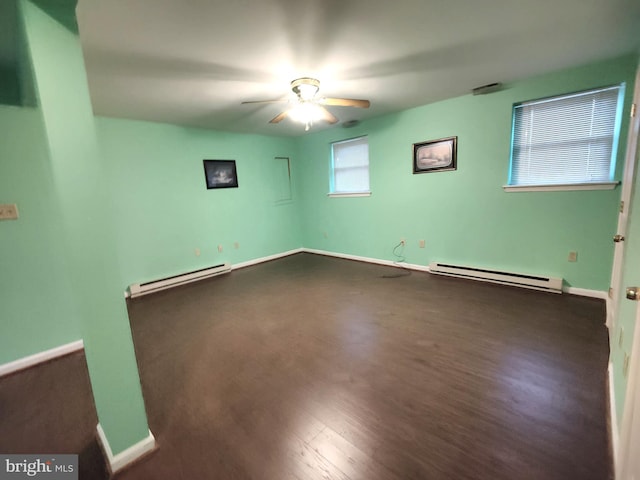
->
[413,136,457,174]
[203,160,238,189]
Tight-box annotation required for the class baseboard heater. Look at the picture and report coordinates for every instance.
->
[428,262,563,293]
[128,263,231,298]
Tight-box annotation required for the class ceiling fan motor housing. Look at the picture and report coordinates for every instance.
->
[242,77,369,129]
[291,77,320,100]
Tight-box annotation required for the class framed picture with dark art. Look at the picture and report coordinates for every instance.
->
[203,160,238,189]
[413,136,457,174]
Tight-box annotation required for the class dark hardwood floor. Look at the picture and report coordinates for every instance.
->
[0,253,612,479]
[0,351,109,478]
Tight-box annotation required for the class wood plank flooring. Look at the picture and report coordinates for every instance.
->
[0,253,612,479]
[0,351,109,478]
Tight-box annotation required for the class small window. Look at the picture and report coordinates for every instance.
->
[330,136,370,197]
[506,85,624,191]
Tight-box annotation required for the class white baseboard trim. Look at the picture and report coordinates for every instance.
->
[96,424,156,474]
[301,250,615,297]
[231,248,304,270]
[0,340,84,378]
[608,361,619,477]
[122,248,608,301]
[563,286,608,300]
[242,249,610,300]
[123,249,305,298]
[302,248,431,272]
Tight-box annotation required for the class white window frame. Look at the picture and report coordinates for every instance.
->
[329,136,371,197]
[504,84,625,192]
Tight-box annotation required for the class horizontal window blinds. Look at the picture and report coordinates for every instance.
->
[332,136,370,193]
[510,85,622,186]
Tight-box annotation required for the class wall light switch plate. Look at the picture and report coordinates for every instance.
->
[568,251,578,262]
[419,239,426,248]
[0,204,18,220]
[217,245,223,253]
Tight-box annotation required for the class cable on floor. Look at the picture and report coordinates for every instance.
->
[381,241,412,278]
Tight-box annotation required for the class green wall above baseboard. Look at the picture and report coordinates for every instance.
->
[2,40,637,459]
[96,117,302,289]
[295,54,638,292]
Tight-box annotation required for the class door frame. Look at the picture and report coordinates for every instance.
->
[614,64,640,479]
[608,67,640,331]
[618,300,640,479]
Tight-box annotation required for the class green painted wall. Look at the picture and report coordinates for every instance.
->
[0,65,21,106]
[610,56,640,430]
[19,0,149,455]
[2,9,637,457]
[296,55,638,292]
[95,117,301,287]
[0,105,80,363]
[5,0,301,456]
[0,0,36,107]
[0,0,20,106]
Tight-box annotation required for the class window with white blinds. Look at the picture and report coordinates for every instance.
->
[330,136,370,196]
[508,85,624,189]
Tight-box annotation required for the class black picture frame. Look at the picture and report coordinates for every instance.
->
[413,136,457,174]
[203,160,238,189]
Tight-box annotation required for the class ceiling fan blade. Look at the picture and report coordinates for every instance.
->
[322,97,370,108]
[242,99,288,105]
[318,106,339,124]
[269,110,289,124]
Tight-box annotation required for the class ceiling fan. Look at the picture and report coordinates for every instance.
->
[242,77,370,131]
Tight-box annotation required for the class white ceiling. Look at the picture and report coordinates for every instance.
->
[74,0,640,137]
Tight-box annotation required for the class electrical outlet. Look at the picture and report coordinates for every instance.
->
[234,242,239,249]
[195,248,201,257]
[217,245,223,253]
[419,239,426,248]
[619,327,624,348]
[568,251,578,262]
[623,352,631,378]
[0,203,18,220]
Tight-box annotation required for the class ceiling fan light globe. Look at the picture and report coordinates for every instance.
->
[289,103,324,124]
[295,84,319,100]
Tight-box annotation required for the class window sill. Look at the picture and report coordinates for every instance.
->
[503,182,619,192]
[327,192,372,198]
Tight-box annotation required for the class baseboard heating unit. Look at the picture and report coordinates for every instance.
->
[128,263,231,298]
[428,262,563,293]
